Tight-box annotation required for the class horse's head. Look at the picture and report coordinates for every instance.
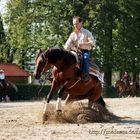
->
[115,80,121,88]
[34,47,77,79]
[34,49,50,79]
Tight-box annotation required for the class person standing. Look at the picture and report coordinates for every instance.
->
[121,71,131,89]
[0,69,6,89]
[64,16,96,81]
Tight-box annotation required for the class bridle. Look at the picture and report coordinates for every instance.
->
[36,52,52,95]
[39,52,49,74]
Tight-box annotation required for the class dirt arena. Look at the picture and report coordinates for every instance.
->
[0,97,140,140]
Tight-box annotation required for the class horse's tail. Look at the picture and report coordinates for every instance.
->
[7,81,18,93]
[96,96,106,108]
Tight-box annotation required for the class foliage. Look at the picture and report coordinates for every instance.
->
[2,83,139,101]
[6,84,52,101]
[0,0,139,87]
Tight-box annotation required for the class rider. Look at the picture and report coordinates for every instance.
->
[64,16,96,81]
[0,69,6,89]
[121,71,131,89]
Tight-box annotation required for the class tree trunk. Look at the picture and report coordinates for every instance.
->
[104,69,112,86]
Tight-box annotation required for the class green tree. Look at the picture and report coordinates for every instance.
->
[2,0,140,84]
[0,14,6,61]
[113,0,140,81]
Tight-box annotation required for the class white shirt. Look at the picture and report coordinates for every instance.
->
[64,27,96,51]
[0,73,5,80]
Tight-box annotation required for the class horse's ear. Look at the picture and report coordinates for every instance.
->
[38,48,42,53]
[36,49,42,55]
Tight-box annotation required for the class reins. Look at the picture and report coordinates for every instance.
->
[67,78,81,89]
[37,68,52,95]
[41,52,49,73]
[37,52,51,95]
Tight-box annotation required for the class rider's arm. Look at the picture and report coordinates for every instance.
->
[64,33,75,51]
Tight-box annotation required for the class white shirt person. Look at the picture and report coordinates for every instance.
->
[64,16,96,81]
[0,69,6,89]
[0,70,5,80]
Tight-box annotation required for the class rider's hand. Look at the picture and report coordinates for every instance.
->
[77,48,82,53]
[72,46,78,52]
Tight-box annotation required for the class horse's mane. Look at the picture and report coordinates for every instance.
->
[43,47,77,65]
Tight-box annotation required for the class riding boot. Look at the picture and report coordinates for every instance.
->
[2,80,6,90]
[84,73,90,82]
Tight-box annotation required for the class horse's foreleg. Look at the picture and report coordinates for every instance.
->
[43,80,59,114]
[56,81,68,111]
[55,85,65,111]
[119,92,122,98]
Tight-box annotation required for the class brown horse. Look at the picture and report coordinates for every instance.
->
[0,80,18,102]
[115,80,138,97]
[34,47,105,114]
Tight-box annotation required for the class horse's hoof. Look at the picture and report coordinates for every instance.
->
[56,110,62,116]
[56,110,62,113]
[42,113,48,123]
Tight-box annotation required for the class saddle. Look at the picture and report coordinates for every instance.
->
[122,80,130,91]
[71,51,104,83]
[45,52,104,84]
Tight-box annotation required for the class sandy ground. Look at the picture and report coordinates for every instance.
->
[0,97,140,140]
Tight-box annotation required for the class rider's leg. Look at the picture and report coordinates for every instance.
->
[2,80,6,90]
[82,50,90,81]
[126,81,130,91]
[124,80,128,89]
[0,80,4,88]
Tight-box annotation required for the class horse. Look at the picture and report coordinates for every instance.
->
[115,80,138,97]
[0,80,18,102]
[34,47,106,115]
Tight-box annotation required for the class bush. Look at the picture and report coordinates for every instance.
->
[102,85,140,98]
[9,84,54,101]
[102,86,118,98]
[4,83,140,101]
